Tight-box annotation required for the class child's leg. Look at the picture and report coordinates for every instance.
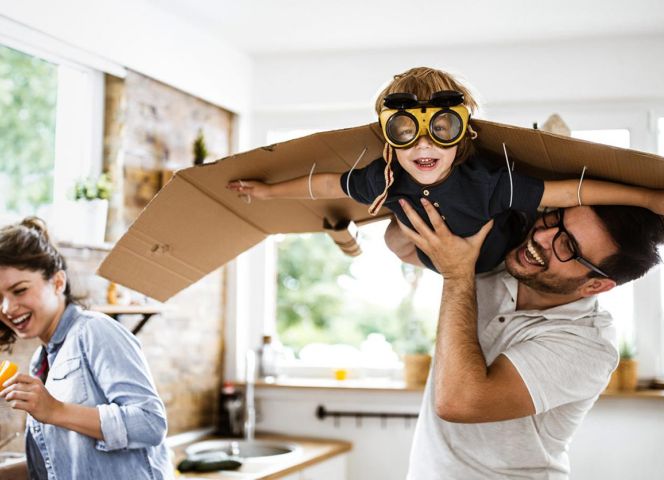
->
[384,216,425,267]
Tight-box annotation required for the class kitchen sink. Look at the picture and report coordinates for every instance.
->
[0,452,25,466]
[185,439,301,462]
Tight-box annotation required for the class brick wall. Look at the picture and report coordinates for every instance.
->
[0,70,234,448]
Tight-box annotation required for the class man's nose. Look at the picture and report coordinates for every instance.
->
[532,225,557,247]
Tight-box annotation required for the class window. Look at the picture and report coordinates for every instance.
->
[572,128,634,343]
[571,129,630,148]
[0,42,104,226]
[274,220,441,375]
[0,44,57,216]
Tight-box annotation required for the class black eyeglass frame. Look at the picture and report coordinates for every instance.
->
[541,208,611,279]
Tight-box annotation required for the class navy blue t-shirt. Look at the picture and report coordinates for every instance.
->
[340,154,545,273]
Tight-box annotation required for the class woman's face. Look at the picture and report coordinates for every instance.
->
[0,266,66,344]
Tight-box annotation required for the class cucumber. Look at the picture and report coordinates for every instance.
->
[177,456,242,472]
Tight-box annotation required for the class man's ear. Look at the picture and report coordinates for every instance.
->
[580,277,616,297]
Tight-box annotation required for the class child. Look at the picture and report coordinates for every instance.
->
[227,67,664,274]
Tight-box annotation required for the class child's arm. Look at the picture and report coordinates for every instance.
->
[226,173,345,200]
[541,179,664,214]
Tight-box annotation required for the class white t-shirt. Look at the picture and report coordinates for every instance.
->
[407,267,619,480]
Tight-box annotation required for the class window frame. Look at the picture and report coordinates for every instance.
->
[0,16,125,222]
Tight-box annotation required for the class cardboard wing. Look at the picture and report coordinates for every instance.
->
[97,120,664,301]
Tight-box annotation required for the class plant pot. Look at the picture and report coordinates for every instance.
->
[604,367,621,393]
[403,354,431,386]
[55,199,109,246]
[619,359,638,391]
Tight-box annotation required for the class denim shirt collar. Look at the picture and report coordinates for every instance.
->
[45,303,80,355]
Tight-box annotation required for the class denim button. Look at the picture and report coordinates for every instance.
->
[423,189,430,196]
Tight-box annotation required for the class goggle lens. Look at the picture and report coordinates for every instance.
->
[430,111,463,143]
[385,112,418,146]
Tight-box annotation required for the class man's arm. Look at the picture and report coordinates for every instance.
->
[397,198,535,423]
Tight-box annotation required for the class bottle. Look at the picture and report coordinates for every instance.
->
[258,335,277,379]
[216,381,243,438]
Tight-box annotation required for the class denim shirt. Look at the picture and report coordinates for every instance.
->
[26,304,173,479]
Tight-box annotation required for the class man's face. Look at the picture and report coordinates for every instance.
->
[505,207,618,295]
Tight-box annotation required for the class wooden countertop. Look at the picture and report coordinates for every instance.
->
[168,431,352,479]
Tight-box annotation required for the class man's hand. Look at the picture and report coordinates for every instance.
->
[0,373,63,424]
[397,198,493,279]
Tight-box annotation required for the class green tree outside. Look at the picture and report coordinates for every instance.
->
[0,44,58,214]
[276,232,437,354]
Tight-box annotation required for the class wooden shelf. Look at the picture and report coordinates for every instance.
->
[600,389,664,399]
[90,304,172,334]
[90,304,170,315]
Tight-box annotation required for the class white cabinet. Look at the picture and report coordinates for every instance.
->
[279,454,347,480]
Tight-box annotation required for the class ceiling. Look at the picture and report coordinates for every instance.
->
[154,0,664,55]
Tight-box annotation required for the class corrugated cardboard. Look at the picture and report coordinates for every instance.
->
[97,120,664,301]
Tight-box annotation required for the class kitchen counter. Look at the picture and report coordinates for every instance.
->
[168,430,352,479]
[0,430,351,480]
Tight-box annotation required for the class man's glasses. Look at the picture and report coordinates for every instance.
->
[541,208,611,278]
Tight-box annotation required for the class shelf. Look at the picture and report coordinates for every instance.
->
[90,304,172,334]
[600,389,664,399]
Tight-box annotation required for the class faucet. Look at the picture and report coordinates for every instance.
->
[244,349,256,441]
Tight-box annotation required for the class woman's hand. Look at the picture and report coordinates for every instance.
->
[226,180,272,201]
[0,373,63,424]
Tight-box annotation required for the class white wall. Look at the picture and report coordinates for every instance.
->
[0,0,253,116]
[250,35,664,146]
[256,388,664,480]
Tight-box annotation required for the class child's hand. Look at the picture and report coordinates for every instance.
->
[226,180,272,201]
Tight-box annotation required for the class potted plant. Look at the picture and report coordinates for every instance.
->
[395,265,433,386]
[618,339,638,391]
[400,321,432,386]
[192,129,208,166]
[70,172,112,245]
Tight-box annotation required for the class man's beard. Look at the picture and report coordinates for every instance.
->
[506,252,590,295]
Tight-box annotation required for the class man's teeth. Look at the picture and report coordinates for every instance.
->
[11,313,30,325]
[526,240,545,266]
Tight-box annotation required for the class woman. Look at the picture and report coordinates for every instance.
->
[0,217,173,479]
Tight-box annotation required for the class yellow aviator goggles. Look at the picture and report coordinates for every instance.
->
[378,90,470,149]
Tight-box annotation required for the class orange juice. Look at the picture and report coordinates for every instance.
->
[0,360,18,386]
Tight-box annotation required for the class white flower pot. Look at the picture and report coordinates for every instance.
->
[55,199,109,246]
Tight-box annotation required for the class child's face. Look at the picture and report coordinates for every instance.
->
[394,134,457,185]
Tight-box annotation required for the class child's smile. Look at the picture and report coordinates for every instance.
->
[395,135,457,185]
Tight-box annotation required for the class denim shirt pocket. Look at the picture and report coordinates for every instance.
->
[47,357,89,404]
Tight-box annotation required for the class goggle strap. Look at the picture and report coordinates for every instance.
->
[468,123,478,140]
[368,143,395,216]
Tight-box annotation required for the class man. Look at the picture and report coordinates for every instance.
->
[393,198,664,479]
